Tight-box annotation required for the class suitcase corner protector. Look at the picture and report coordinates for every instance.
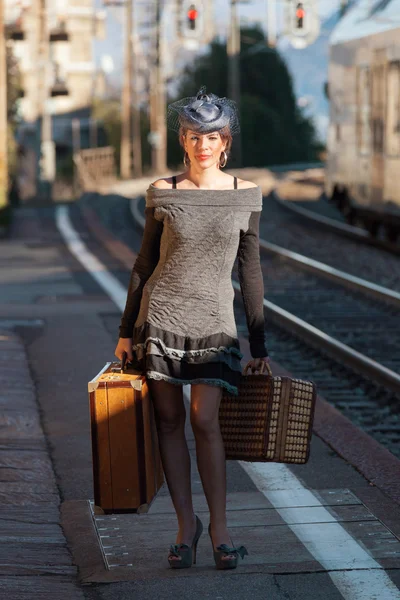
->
[88,381,100,392]
[130,379,143,390]
[93,503,106,516]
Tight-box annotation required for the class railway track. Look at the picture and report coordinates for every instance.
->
[261,193,400,293]
[55,200,400,597]
[130,196,400,458]
[272,190,400,256]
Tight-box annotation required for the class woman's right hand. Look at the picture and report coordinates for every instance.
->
[114,337,134,362]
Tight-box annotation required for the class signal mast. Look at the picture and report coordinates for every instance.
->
[284,0,320,49]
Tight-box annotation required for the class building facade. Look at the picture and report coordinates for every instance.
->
[5,0,105,200]
[5,0,105,121]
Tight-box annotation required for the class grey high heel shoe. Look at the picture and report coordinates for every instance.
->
[168,515,203,569]
[208,523,248,570]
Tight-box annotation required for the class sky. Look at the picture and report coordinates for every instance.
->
[94,0,344,84]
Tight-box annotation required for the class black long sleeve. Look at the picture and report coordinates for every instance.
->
[119,207,163,338]
[237,211,268,358]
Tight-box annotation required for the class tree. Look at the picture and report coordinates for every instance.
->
[92,97,151,175]
[167,26,320,167]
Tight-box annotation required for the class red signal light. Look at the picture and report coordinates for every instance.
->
[187,4,198,30]
[295,3,305,29]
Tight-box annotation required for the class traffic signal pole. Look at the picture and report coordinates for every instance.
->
[0,0,8,211]
[36,0,55,201]
[104,0,142,179]
[267,0,277,47]
[340,0,349,15]
[131,26,142,178]
[227,0,242,167]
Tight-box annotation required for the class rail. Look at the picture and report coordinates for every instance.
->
[272,191,400,256]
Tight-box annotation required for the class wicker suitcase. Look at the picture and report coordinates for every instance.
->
[220,365,317,464]
[88,362,164,513]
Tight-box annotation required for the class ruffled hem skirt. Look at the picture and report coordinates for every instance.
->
[131,321,243,396]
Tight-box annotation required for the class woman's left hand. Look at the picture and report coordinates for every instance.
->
[244,356,270,375]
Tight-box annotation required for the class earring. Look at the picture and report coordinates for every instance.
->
[219,151,227,168]
[183,151,190,167]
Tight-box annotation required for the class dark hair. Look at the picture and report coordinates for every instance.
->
[179,125,233,157]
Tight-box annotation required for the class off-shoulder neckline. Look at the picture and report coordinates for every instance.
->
[148,184,261,192]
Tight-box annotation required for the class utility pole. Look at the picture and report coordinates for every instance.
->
[150,0,167,174]
[72,118,80,196]
[267,0,277,47]
[205,0,215,43]
[120,0,132,179]
[131,27,142,177]
[36,0,55,201]
[104,0,142,178]
[227,0,242,167]
[0,0,8,211]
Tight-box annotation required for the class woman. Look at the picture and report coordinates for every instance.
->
[115,87,269,570]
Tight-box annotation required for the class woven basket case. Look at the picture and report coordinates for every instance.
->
[220,370,317,464]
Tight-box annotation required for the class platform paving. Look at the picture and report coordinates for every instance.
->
[0,329,84,598]
[1,204,400,599]
[62,488,400,584]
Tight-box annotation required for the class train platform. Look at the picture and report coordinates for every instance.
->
[0,201,400,600]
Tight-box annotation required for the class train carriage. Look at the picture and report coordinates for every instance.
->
[326,0,400,241]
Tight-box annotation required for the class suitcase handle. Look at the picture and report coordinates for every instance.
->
[243,361,272,376]
[111,352,134,373]
[120,351,137,373]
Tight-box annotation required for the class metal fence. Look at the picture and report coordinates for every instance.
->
[73,146,117,194]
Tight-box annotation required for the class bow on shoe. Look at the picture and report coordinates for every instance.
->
[216,544,249,560]
[169,543,189,558]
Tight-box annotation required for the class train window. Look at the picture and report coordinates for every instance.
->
[386,61,400,157]
[357,66,371,155]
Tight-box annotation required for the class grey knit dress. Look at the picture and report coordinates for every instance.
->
[119,183,268,396]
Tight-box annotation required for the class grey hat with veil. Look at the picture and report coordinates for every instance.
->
[167,86,240,135]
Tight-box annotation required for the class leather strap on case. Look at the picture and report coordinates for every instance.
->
[134,390,147,506]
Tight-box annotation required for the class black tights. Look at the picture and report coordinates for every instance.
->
[148,379,229,544]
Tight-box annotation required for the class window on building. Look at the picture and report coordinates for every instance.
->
[386,61,400,157]
[357,66,371,155]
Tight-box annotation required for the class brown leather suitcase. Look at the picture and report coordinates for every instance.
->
[88,361,164,514]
